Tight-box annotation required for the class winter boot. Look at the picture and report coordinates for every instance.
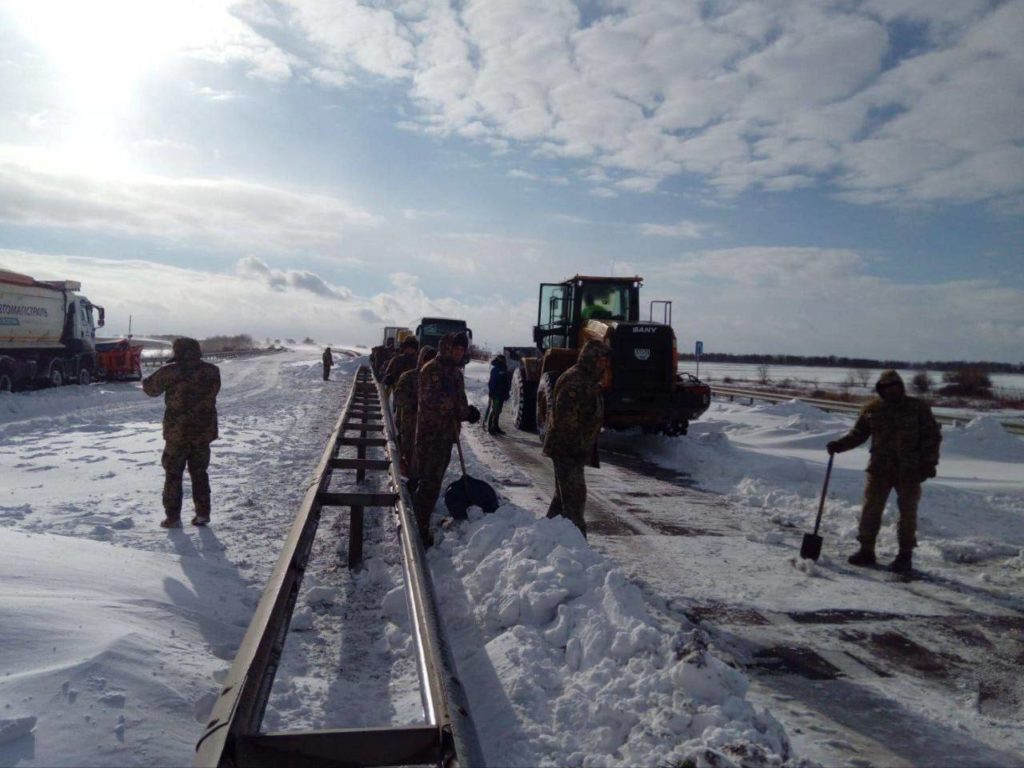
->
[191,515,210,526]
[889,550,913,574]
[847,546,877,567]
[160,517,182,529]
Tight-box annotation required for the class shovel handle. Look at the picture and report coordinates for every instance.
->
[812,453,834,537]
[455,437,470,494]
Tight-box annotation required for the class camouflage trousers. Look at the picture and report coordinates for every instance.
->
[413,439,453,538]
[546,457,587,538]
[322,364,331,381]
[397,414,416,475]
[162,441,212,521]
[858,471,922,552]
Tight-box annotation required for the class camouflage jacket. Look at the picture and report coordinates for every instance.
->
[383,352,418,387]
[832,371,941,478]
[543,340,608,462]
[143,338,221,444]
[416,337,471,445]
[322,349,333,367]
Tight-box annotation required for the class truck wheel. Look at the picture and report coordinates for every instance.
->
[664,420,688,437]
[535,371,558,442]
[48,362,64,388]
[78,367,91,386]
[510,367,537,432]
[0,372,12,393]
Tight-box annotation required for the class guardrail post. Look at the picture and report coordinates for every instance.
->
[348,505,364,568]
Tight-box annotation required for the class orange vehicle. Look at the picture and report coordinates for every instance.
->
[95,338,143,381]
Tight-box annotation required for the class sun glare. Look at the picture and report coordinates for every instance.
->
[6,0,228,170]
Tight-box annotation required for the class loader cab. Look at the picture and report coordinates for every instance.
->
[533,276,640,350]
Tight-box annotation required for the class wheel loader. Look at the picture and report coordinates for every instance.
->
[509,275,710,437]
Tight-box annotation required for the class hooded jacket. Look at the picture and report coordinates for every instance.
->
[488,356,511,400]
[831,370,941,478]
[416,334,471,444]
[542,340,609,462]
[383,348,419,387]
[393,345,436,440]
[142,337,221,444]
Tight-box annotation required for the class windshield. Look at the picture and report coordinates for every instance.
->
[579,283,631,322]
[421,320,466,337]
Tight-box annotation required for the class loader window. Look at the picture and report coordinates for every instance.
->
[580,283,631,322]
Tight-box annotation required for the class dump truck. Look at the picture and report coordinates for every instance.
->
[509,275,710,437]
[414,317,472,364]
[0,269,106,391]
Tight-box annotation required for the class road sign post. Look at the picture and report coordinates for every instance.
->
[695,340,703,378]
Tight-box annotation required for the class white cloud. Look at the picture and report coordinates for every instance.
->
[210,0,1024,209]
[644,246,1024,360]
[0,250,534,352]
[0,146,380,253]
[638,220,709,239]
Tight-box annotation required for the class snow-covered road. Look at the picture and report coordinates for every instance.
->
[1,347,1021,767]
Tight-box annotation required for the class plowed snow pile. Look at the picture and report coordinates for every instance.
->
[431,507,802,768]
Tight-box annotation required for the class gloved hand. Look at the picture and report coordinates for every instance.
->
[465,405,481,424]
[826,441,840,455]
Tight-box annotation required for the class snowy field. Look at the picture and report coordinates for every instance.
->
[1,347,1022,766]
[680,361,1024,398]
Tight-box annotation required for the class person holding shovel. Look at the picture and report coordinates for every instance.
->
[412,332,480,545]
[827,369,941,574]
[543,340,610,538]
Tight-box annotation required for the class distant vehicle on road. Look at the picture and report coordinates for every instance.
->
[0,269,106,391]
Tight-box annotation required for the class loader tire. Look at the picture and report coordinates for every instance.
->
[510,367,537,432]
[535,371,558,443]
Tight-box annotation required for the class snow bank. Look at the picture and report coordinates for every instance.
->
[431,507,795,768]
[0,528,253,766]
[942,416,1024,462]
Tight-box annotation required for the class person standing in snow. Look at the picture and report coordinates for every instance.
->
[371,337,396,381]
[485,354,511,435]
[382,336,420,395]
[827,369,942,574]
[542,340,610,538]
[322,346,334,381]
[143,337,221,528]
[393,345,436,477]
[412,332,480,545]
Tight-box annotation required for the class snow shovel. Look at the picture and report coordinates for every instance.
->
[800,453,834,561]
[444,437,499,519]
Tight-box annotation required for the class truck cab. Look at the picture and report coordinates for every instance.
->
[415,317,472,362]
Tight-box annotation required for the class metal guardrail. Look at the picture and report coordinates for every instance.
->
[712,385,1024,435]
[194,365,484,767]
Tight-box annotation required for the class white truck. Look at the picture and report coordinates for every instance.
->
[0,268,106,391]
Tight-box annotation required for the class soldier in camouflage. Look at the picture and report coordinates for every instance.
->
[372,338,396,381]
[828,369,941,574]
[542,340,610,538]
[393,345,436,476]
[143,337,222,528]
[383,337,420,393]
[413,332,480,544]
[322,346,333,381]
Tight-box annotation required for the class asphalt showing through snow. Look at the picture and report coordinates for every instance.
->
[475,417,1024,768]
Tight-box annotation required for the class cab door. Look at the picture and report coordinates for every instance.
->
[534,283,572,349]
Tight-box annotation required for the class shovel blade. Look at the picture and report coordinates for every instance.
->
[800,533,823,561]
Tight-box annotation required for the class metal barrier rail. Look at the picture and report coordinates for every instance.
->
[194,365,484,767]
[712,385,1024,435]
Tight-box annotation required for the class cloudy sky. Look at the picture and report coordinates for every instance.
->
[1,0,1021,360]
